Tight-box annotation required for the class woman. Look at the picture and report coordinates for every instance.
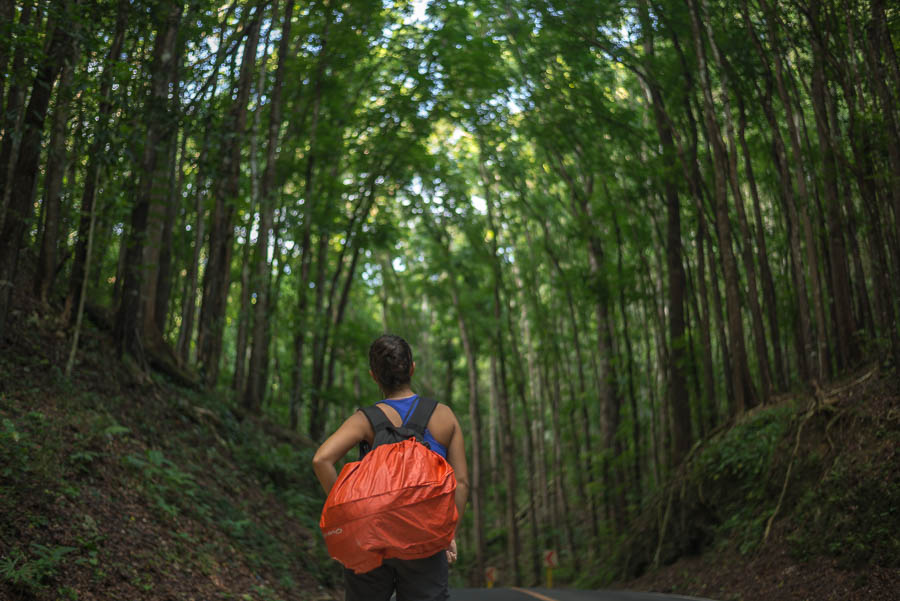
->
[312,334,469,601]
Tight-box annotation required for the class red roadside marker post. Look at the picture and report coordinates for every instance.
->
[485,566,496,589]
[542,549,558,587]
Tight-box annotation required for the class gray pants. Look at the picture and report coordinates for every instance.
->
[344,551,449,601]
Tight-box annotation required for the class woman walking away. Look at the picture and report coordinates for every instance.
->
[313,334,469,601]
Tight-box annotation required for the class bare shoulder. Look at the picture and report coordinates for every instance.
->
[426,402,458,445]
[349,409,372,428]
[432,402,459,422]
[313,409,375,464]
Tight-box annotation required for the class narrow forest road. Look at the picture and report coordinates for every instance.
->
[449,588,718,601]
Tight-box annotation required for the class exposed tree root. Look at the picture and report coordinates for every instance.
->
[82,300,200,389]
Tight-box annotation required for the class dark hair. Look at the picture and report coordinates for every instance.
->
[369,334,413,395]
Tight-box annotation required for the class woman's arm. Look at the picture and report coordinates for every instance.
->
[444,408,468,564]
[444,409,469,522]
[312,411,371,494]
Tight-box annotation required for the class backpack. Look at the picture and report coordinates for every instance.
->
[319,397,458,574]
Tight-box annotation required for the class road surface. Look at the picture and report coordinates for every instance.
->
[449,589,718,601]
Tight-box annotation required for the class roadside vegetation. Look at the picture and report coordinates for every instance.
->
[1,295,897,600]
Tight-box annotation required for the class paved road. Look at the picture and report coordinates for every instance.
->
[449,588,718,601]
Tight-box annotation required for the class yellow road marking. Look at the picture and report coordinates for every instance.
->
[510,587,559,601]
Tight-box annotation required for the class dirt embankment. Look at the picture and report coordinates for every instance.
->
[0,297,340,601]
[619,368,900,601]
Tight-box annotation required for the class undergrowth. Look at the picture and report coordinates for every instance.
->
[2,302,898,599]
[789,419,900,568]
[0,326,337,600]
[606,375,900,591]
[693,404,795,555]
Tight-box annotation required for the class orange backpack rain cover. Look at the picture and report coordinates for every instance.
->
[319,402,458,574]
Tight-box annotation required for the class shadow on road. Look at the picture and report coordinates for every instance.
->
[449,588,719,601]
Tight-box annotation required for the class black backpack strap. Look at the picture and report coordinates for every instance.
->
[358,405,392,459]
[404,397,438,436]
[360,405,392,434]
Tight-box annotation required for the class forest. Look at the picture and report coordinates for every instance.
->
[1,0,899,597]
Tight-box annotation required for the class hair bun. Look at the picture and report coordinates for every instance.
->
[369,334,413,395]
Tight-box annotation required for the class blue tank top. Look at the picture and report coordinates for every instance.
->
[377,394,448,459]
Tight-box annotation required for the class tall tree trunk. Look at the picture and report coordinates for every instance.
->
[555,159,623,529]
[0,0,35,221]
[736,94,786,390]
[290,14,329,430]
[663,137,692,456]
[0,0,16,123]
[65,163,98,377]
[548,339,578,572]
[639,0,692,465]
[260,204,289,403]
[232,210,254,392]
[520,253,552,552]
[648,217,675,463]
[246,0,292,411]
[488,355,501,530]
[675,92,720,427]
[234,17,275,397]
[0,1,78,338]
[443,342,454,406]
[704,223,731,418]
[694,214,718,429]
[757,0,828,380]
[480,159,521,584]
[509,259,543,583]
[450,284,485,587]
[324,239,364,390]
[65,0,127,324]
[838,6,898,354]
[560,351,588,566]
[683,248,707,435]
[742,2,813,383]
[687,0,756,413]
[641,300,662,488]
[494,277,520,585]
[307,211,331,439]
[700,3,773,403]
[854,138,896,351]
[34,55,77,302]
[861,13,900,360]
[612,212,642,498]
[805,3,856,369]
[866,0,900,247]
[197,8,261,386]
[538,356,563,551]
[320,174,381,398]
[528,201,599,540]
[139,43,183,346]
[175,118,211,364]
[114,0,183,357]
[154,129,183,337]
[307,194,333,439]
